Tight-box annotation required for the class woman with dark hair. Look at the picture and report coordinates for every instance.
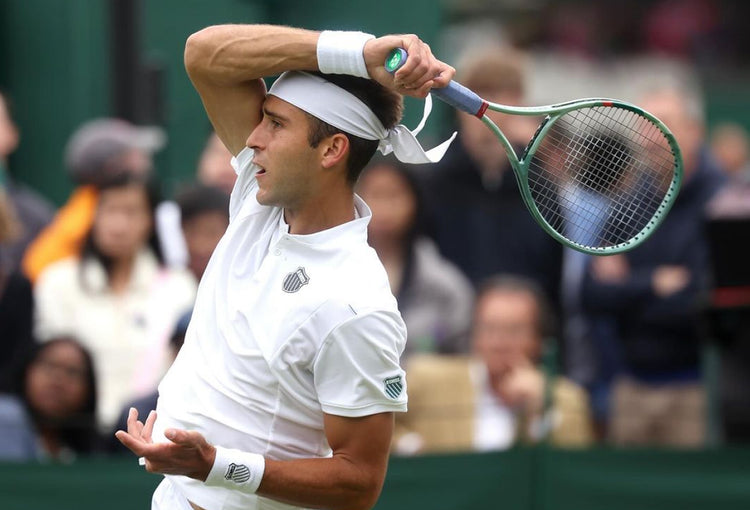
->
[0,337,100,461]
[33,173,196,430]
[357,157,474,357]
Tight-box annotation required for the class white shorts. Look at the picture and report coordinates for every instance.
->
[152,478,195,510]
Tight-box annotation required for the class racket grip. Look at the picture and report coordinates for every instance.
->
[384,48,485,116]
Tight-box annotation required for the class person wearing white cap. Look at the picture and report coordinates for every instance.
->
[21,118,166,283]
[115,24,455,510]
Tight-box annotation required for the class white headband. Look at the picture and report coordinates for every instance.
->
[267,71,456,164]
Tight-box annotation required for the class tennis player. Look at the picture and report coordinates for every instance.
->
[115,24,455,510]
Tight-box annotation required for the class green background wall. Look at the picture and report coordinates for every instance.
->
[2,448,750,510]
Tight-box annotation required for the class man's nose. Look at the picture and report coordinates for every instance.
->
[246,125,263,150]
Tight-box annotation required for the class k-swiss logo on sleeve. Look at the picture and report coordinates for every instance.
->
[384,375,404,399]
[282,267,310,293]
[225,463,251,484]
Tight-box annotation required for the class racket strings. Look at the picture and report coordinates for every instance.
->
[527,106,676,250]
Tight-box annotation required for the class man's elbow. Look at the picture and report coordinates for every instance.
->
[342,477,384,510]
[184,26,220,79]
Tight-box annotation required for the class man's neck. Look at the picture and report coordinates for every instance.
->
[284,191,356,235]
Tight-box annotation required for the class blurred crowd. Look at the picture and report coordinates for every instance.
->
[2,33,750,463]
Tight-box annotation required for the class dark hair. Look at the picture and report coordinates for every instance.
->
[474,274,557,341]
[305,72,403,186]
[79,172,163,292]
[13,337,100,455]
[175,183,230,224]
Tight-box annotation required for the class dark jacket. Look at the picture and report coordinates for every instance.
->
[420,141,563,303]
[581,148,727,379]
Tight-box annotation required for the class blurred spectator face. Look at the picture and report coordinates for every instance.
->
[638,89,704,177]
[198,133,236,195]
[183,211,228,279]
[455,48,533,175]
[457,90,525,175]
[472,288,542,378]
[25,340,91,421]
[92,183,153,261]
[710,123,749,177]
[0,93,19,161]
[358,163,416,242]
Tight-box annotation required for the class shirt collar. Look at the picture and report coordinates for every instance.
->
[277,193,372,247]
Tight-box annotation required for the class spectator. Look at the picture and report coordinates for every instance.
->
[174,184,229,281]
[394,275,593,455]
[33,172,196,430]
[419,46,563,306]
[0,337,100,462]
[710,122,750,183]
[580,85,726,447]
[357,157,473,356]
[0,184,34,392]
[0,90,55,275]
[107,309,191,454]
[197,131,237,194]
[149,132,234,272]
[21,118,165,284]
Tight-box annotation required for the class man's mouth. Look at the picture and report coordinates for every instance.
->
[254,161,267,176]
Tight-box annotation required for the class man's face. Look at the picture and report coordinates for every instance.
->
[183,211,229,280]
[471,289,541,377]
[198,133,237,194]
[638,90,703,178]
[245,95,322,209]
[457,90,533,174]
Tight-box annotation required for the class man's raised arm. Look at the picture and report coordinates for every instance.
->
[184,24,455,156]
[184,24,319,155]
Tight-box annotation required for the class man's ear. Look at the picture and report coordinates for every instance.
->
[320,133,349,169]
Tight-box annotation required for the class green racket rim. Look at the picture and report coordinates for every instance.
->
[510,100,683,255]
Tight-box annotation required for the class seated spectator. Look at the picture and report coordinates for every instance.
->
[357,157,474,356]
[107,309,191,454]
[0,90,55,275]
[174,184,230,281]
[33,172,196,430]
[0,337,100,462]
[394,275,593,455]
[22,118,164,284]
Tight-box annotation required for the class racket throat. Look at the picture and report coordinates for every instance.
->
[475,101,490,118]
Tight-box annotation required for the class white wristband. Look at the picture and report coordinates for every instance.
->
[316,30,375,78]
[205,446,265,494]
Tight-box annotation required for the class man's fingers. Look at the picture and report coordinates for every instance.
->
[115,430,147,456]
[126,407,145,436]
[142,410,157,443]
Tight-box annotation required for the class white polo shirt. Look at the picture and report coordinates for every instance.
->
[154,148,407,510]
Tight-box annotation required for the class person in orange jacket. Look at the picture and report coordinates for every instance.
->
[22,119,164,283]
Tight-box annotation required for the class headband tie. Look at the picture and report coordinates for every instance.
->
[268,71,456,164]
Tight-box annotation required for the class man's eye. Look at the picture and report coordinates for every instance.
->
[271,119,282,128]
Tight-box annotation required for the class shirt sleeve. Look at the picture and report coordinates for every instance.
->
[313,310,408,417]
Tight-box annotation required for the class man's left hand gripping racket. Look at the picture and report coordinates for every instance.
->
[386,49,683,255]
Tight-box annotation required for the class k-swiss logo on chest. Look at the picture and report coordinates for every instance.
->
[282,267,310,293]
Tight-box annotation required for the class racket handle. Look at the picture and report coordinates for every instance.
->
[385,48,486,117]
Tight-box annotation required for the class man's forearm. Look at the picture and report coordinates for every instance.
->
[184,24,320,85]
[255,456,386,510]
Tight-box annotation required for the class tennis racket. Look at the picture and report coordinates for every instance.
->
[385,49,683,255]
